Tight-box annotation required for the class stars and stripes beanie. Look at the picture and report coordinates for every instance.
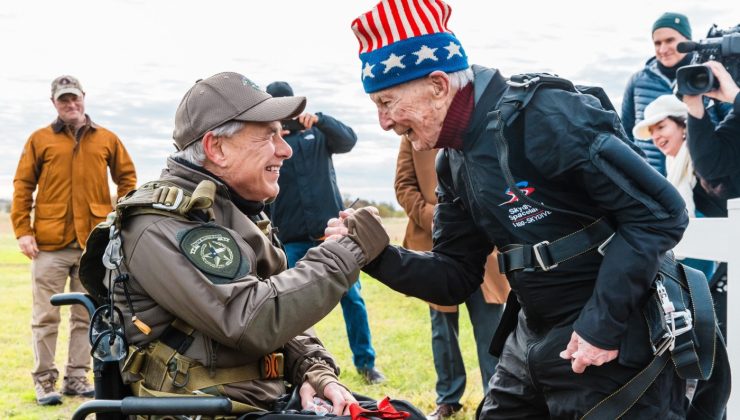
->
[351,0,468,93]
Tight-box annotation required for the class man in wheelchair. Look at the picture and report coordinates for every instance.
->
[77,71,391,417]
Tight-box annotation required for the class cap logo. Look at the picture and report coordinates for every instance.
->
[59,78,71,85]
[674,18,681,24]
[242,77,260,90]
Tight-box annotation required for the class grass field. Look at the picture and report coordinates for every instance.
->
[0,214,487,419]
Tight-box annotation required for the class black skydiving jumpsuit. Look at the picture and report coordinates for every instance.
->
[365,65,690,419]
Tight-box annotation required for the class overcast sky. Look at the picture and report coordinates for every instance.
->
[1,0,737,205]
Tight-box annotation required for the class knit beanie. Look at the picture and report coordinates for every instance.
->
[350,0,469,93]
[652,12,692,40]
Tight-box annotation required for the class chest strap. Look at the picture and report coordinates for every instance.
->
[497,217,614,273]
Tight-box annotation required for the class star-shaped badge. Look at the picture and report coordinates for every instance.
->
[381,53,406,74]
[413,45,439,65]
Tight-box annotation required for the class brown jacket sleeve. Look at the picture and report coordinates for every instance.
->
[11,135,41,238]
[284,330,341,398]
[394,137,438,250]
[108,134,137,199]
[124,216,366,358]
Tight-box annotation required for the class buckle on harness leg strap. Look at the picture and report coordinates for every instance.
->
[533,241,558,271]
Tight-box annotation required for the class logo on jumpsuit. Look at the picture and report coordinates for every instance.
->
[179,226,241,279]
[498,181,551,228]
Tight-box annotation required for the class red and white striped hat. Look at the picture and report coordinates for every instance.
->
[351,0,468,93]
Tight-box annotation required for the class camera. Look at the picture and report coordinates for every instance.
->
[676,24,740,95]
[281,119,304,132]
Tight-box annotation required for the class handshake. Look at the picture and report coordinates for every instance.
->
[324,206,389,265]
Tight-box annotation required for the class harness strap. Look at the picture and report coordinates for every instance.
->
[122,318,284,399]
[582,258,723,419]
[497,217,614,273]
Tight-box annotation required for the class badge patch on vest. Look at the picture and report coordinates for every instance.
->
[179,226,242,280]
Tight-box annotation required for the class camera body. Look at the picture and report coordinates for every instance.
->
[281,119,305,132]
[676,24,740,95]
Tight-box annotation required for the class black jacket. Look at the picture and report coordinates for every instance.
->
[269,113,357,243]
[365,65,688,366]
[688,93,740,200]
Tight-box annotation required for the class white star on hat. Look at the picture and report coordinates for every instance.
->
[444,42,462,59]
[381,53,406,74]
[413,45,438,65]
[362,62,376,80]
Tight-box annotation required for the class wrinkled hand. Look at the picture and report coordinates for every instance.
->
[559,331,618,374]
[299,380,356,416]
[18,235,39,259]
[324,209,353,242]
[298,112,320,130]
[324,207,388,264]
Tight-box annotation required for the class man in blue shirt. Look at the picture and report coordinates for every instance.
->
[266,81,385,384]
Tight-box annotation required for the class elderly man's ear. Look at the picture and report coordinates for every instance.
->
[428,70,451,108]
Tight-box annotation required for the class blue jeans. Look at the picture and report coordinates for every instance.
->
[283,241,376,369]
[431,288,503,405]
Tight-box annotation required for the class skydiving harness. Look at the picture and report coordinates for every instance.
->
[83,180,282,414]
[485,73,727,419]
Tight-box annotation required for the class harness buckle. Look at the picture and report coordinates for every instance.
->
[507,76,541,88]
[153,188,184,211]
[533,241,558,271]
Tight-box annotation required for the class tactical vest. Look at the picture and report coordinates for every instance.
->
[80,180,283,417]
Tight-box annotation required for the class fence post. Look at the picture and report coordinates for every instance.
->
[674,197,740,415]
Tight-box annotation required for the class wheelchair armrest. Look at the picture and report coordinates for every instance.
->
[71,397,232,420]
[50,293,98,320]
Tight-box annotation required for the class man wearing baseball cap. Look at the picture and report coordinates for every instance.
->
[324,0,708,417]
[79,72,389,415]
[12,75,137,405]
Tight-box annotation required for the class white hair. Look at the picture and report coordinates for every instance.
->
[448,67,474,90]
[171,120,247,166]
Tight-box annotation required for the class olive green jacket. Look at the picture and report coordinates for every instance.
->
[115,158,366,408]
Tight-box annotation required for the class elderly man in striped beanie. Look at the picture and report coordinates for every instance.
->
[327,0,695,418]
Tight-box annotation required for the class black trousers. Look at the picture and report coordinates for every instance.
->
[480,311,687,419]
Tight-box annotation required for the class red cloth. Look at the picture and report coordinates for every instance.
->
[434,83,474,150]
[349,397,410,419]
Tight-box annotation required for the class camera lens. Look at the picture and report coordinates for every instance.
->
[689,72,711,91]
[677,65,717,95]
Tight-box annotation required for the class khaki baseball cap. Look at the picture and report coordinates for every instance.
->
[173,72,306,150]
[51,75,84,100]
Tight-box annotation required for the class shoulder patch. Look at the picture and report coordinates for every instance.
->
[179,226,243,280]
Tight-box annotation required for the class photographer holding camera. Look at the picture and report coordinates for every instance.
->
[683,60,740,198]
[622,13,733,176]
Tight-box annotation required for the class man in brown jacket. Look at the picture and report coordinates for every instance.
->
[83,72,389,415]
[11,75,137,405]
[394,136,507,419]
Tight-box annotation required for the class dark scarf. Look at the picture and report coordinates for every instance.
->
[657,53,693,81]
[434,83,474,150]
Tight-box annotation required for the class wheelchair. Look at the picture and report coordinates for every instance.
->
[52,292,426,420]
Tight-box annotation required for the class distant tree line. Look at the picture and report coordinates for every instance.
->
[342,195,406,218]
